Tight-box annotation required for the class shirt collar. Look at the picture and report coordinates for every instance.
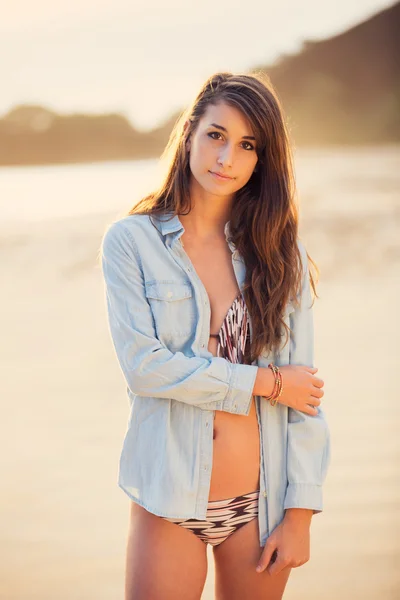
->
[153,212,184,236]
[152,211,236,253]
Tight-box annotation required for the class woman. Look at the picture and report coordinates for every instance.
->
[100,71,330,600]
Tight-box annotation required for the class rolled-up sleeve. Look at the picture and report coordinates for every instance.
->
[283,240,331,514]
[100,220,258,414]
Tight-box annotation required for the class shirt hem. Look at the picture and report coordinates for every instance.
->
[118,482,203,520]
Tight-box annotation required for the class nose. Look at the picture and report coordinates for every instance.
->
[217,142,234,167]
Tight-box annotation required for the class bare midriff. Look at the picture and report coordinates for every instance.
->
[207,334,261,501]
[178,226,261,501]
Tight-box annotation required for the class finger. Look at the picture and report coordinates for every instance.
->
[305,366,318,373]
[267,554,289,577]
[303,404,319,416]
[308,396,322,407]
[311,386,324,398]
[256,542,277,573]
[312,377,324,387]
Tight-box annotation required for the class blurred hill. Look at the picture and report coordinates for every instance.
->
[0,105,169,166]
[0,1,398,166]
[253,1,400,144]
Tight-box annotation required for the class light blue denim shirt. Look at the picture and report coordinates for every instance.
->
[100,211,331,547]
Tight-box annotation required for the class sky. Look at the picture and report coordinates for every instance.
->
[1,0,395,131]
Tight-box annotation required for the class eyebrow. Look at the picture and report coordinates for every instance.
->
[208,122,256,141]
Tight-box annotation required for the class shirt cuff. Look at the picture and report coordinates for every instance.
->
[222,363,259,415]
[284,482,323,514]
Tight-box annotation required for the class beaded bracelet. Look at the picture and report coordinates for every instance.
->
[265,363,279,405]
[267,364,282,406]
[270,364,283,406]
[263,362,283,406]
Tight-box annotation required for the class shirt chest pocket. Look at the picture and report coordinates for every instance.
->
[144,280,197,348]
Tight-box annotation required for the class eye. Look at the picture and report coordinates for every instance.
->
[207,131,254,151]
[208,131,223,141]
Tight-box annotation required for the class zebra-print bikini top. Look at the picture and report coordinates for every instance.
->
[209,291,251,364]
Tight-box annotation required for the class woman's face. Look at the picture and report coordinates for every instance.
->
[186,101,258,197]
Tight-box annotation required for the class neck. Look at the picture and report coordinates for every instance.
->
[179,176,233,242]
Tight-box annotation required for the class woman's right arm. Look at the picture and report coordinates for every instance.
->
[101,220,263,416]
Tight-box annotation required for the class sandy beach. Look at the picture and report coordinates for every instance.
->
[1,147,399,599]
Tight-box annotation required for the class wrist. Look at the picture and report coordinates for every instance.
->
[264,366,276,397]
[284,508,313,525]
[253,366,275,397]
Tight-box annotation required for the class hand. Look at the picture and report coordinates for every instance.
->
[256,509,312,576]
[276,365,324,416]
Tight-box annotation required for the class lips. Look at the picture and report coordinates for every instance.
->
[209,171,234,180]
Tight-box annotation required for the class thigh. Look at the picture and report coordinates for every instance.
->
[213,516,292,600]
[125,501,208,600]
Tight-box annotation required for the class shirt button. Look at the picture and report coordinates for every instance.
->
[233,403,237,411]
[167,291,173,298]
[263,491,267,497]
[204,465,208,471]
[205,422,209,427]
[201,343,205,348]
[187,267,191,272]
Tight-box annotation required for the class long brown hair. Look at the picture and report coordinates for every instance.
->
[125,71,318,364]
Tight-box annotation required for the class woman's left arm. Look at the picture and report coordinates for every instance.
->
[256,240,331,575]
[284,239,331,514]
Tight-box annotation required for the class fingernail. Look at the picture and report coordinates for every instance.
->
[256,565,263,573]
